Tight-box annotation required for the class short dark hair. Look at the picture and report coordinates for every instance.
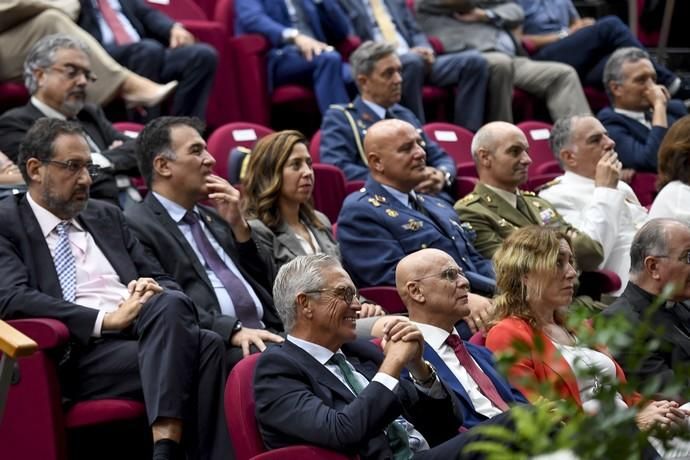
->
[18,118,85,183]
[136,116,205,188]
[629,219,673,274]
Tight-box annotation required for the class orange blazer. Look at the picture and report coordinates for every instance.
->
[485,316,639,407]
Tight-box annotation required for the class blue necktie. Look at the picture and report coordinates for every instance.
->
[183,211,262,328]
[53,221,76,302]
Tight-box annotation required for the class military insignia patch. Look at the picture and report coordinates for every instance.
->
[531,200,542,209]
[539,208,556,224]
[374,195,387,203]
[368,198,381,207]
[385,209,399,217]
[402,219,424,231]
[460,222,473,231]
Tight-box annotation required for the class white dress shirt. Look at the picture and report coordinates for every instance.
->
[614,108,652,129]
[27,192,129,336]
[649,180,690,225]
[153,192,264,323]
[412,322,504,419]
[539,171,649,295]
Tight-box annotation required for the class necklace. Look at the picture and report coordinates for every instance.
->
[544,326,602,395]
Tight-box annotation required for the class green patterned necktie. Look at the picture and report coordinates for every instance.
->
[329,353,413,460]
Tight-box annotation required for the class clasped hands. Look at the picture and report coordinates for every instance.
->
[103,277,162,331]
[380,317,431,382]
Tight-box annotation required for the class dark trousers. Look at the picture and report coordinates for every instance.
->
[532,16,676,89]
[270,46,351,113]
[108,39,218,119]
[60,290,232,460]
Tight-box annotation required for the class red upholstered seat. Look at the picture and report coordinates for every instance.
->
[358,287,407,314]
[517,120,556,175]
[206,122,274,181]
[0,82,30,114]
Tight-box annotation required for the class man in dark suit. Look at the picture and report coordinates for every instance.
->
[0,118,231,460]
[235,0,352,113]
[78,0,217,119]
[396,248,528,429]
[0,34,144,207]
[125,117,284,366]
[604,218,690,399]
[321,41,456,201]
[337,0,488,129]
[254,253,515,459]
[598,47,687,172]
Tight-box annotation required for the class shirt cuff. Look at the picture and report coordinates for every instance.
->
[92,310,105,337]
[373,372,399,392]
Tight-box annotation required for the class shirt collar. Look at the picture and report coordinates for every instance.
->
[362,99,387,120]
[380,184,413,207]
[410,321,459,351]
[563,170,595,185]
[613,108,650,128]
[287,334,340,365]
[483,184,518,208]
[31,97,68,120]
[26,190,83,236]
[153,191,197,224]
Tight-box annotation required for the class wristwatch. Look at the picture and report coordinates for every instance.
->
[232,320,243,335]
[283,28,299,44]
[410,360,437,387]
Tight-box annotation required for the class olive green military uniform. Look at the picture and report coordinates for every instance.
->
[454,182,604,272]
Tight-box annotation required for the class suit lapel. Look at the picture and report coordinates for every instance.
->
[535,330,583,405]
[474,183,530,227]
[274,221,304,258]
[354,96,381,131]
[423,345,474,406]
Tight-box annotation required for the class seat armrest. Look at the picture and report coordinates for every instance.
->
[0,320,37,359]
[7,319,70,350]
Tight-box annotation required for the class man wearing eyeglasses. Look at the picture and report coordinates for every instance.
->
[254,253,516,459]
[0,34,142,208]
[396,248,528,429]
[0,118,232,460]
[604,218,690,398]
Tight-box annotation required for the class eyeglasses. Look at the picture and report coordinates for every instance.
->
[650,252,690,264]
[41,159,102,178]
[48,64,98,83]
[304,286,359,305]
[413,267,466,282]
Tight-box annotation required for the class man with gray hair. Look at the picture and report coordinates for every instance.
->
[539,114,648,295]
[455,121,603,271]
[254,253,515,458]
[0,33,163,207]
[598,47,687,172]
[320,41,456,202]
[604,218,690,396]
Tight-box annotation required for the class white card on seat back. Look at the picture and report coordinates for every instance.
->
[530,128,550,140]
[232,129,258,142]
[147,0,170,5]
[434,130,458,142]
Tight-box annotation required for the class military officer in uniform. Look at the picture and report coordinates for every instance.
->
[539,115,649,295]
[320,41,456,203]
[455,121,604,272]
[338,118,495,337]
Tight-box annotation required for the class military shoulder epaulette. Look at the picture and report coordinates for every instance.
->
[519,190,536,196]
[235,146,251,154]
[456,193,479,206]
[534,178,561,193]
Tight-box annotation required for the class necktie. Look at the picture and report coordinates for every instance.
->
[369,0,399,46]
[445,334,510,412]
[408,193,428,217]
[183,211,262,328]
[384,109,395,120]
[329,354,412,459]
[53,222,76,302]
[97,0,135,46]
[515,195,531,220]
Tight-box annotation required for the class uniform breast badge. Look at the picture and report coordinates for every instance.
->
[368,198,381,207]
[402,219,424,231]
[385,209,399,217]
[539,208,556,224]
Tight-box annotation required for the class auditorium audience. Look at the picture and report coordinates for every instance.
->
[0,34,146,207]
[338,0,489,130]
[649,116,690,224]
[516,0,690,98]
[455,121,603,270]
[598,47,687,172]
[125,116,284,366]
[0,0,178,107]
[485,226,690,458]
[235,0,351,114]
[397,248,529,429]
[414,0,591,123]
[78,0,217,119]
[0,117,231,460]
[321,42,456,202]
[254,253,516,459]
[337,119,495,337]
[604,219,690,396]
[540,115,648,295]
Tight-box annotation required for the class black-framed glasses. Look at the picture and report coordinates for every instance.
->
[413,267,465,282]
[48,64,98,83]
[41,159,102,178]
[650,252,690,264]
[304,286,359,305]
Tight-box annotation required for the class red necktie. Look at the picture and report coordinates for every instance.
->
[97,0,134,46]
[445,334,510,412]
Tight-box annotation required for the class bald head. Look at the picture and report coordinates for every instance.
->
[471,122,531,191]
[364,119,428,192]
[396,249,470,329]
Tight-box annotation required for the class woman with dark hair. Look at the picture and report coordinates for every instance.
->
[649,115,690,224]
[243,130,384,320]
[484,226,690,456]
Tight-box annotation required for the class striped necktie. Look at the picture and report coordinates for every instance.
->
[53,221,76,302]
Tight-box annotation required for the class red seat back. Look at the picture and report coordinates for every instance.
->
[358,287,406,314]
[629,172,658,207]
[312,164,347,223]
[422,122,473,166]
[517,121,555,174]
[225,353,263,459]
[206,122,274,180]
[309,130,322,163]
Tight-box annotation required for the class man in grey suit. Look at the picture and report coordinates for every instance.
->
[415,0,591,122]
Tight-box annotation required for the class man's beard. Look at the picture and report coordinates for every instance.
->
[41,186,89,220]
[60,92,85,118]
